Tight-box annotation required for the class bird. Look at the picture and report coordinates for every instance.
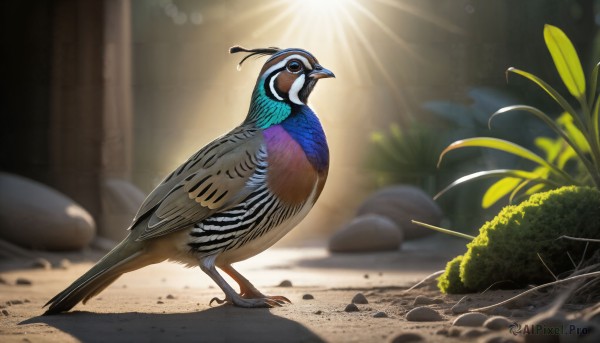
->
[43,46,334,314]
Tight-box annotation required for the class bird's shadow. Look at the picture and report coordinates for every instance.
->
[21,306,325,343]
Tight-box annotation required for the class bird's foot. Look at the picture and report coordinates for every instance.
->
[240,289,291,305]
[208,294,283,308]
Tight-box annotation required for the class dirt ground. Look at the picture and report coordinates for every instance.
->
[0,235,591,342]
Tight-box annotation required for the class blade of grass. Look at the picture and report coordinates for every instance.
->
[411,220,475,240]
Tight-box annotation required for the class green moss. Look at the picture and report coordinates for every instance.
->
[438,255,472,294]
[440,186,600,293]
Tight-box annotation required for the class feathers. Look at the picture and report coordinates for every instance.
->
[229,46,281,70]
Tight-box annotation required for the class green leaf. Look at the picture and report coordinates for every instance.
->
[594,96,600,154]
[439,137,554,171]
[434,169,557,201]
[556,112,591,153]
[535,137,561,163]
[506,68,585,132]
[543,24,585,99]
[590,62,600,108]
[482,177,522,208]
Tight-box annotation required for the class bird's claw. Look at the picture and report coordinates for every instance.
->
[209,297,228,306]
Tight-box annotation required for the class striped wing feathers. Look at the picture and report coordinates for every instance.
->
[132,127,264,241]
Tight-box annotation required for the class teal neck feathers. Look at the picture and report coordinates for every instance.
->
[245,77,292,129]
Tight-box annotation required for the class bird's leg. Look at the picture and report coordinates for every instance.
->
[220,264,291,305]
[199,256,281,308]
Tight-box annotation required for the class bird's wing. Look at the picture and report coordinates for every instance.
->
[130,126,264,241]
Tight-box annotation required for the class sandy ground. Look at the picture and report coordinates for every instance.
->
[0,235,577,342]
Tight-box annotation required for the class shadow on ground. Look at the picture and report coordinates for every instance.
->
[21,306,325,343]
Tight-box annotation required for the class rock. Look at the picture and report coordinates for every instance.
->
[344,303,359,312]
[0,276,6,284]
[57,258,71,270]
[314,310,322,315]
[461,329,486,338]
[356,185,443,240]
[166,294,176,299]
[2,309,8,316]
[352,293,368,304]
[157,301,164,304]
[413,295,443,306]
[329,214,403,253]
[405,306,443,322]
[435,329,448,336]
[453,312,489,327]
[302,294,314,300]
[8,300,23,305]
[484,316,513,331]
[373,311,388,318]
[452,303,469,314]
[0,173,95,251]
[31,258,51,270]
[390,332,424,343]
[15,278,32,286]
[277,280,292,287]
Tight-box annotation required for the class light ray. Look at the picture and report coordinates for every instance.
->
[374,0,466,35]
[232,0,288,23]
[338,2,412,118]
[330,10,361,83]
[251,1,301,39]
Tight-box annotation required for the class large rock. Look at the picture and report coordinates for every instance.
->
[356,185,443,240]
[101,178,146,241]
[328,214,403,253]
[0,173,95,251]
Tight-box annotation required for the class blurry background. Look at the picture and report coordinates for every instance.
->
[1,0,599,249]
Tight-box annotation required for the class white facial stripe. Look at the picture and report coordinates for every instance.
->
[262,54,313,79]
[288,74,305,105]
[269,72,284,100]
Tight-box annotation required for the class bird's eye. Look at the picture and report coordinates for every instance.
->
[286,60,302,73]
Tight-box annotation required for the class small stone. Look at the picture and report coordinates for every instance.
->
[166,294,176,299]
[2,309,8,316]
[314,310,322,315]
[57,258,71,270]
[8,300,23,305]
[15,278,32,286]
[461,329,485,338]
[24,299,30,303]
[413,295,443,306]
[484,316,512,331]
[351,293,368,304]
[31,258,51,270]
[278,280,292,287]
[452,303,469,314]
[373,311,388,318]
[344,303,359,312]
[364,274,369,279]
[157,301,164,304]
[405,306,443,322]
[448,328,461,337]
[390,332,424,343]
[302,294,314,300]
[0,276,6,284]
[435,329,448,335]
[328,214,403,252]
[453,312,489,327]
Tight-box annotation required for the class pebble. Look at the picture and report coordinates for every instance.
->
[302,294,314,300]
[16,278,32,286]
[2,309,8,316]
[352,293,368,304]
[435,329,448,336]
[31,258,52,270]
[373,311,388,318]
[453,312,489,327]
[451,303,469,314]
[278,280,292,287]
[390,332,424,343]
[0,276,6,284]
[413,295,443,306]
[166,294,176,299]
[314,310,322,315]
[157,301,164,304]
[344,303,359,312]
[461,328,486,338]
[405,306,443,322]
[7,300,23,305]
[57,258,71,270]
[484,316,513,331]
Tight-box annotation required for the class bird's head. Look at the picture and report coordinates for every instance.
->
[230,46,334,128]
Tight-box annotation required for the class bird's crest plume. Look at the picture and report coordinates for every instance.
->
[229,46,281,70]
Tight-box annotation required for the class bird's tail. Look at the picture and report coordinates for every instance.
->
[43,233,160,315]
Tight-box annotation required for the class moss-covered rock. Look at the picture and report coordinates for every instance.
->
[438,255,472,294]
[440,186,600,293]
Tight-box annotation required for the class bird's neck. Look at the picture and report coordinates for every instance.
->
[244,79,292,129]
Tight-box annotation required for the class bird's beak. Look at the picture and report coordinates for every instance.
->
[309,65,335,79]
